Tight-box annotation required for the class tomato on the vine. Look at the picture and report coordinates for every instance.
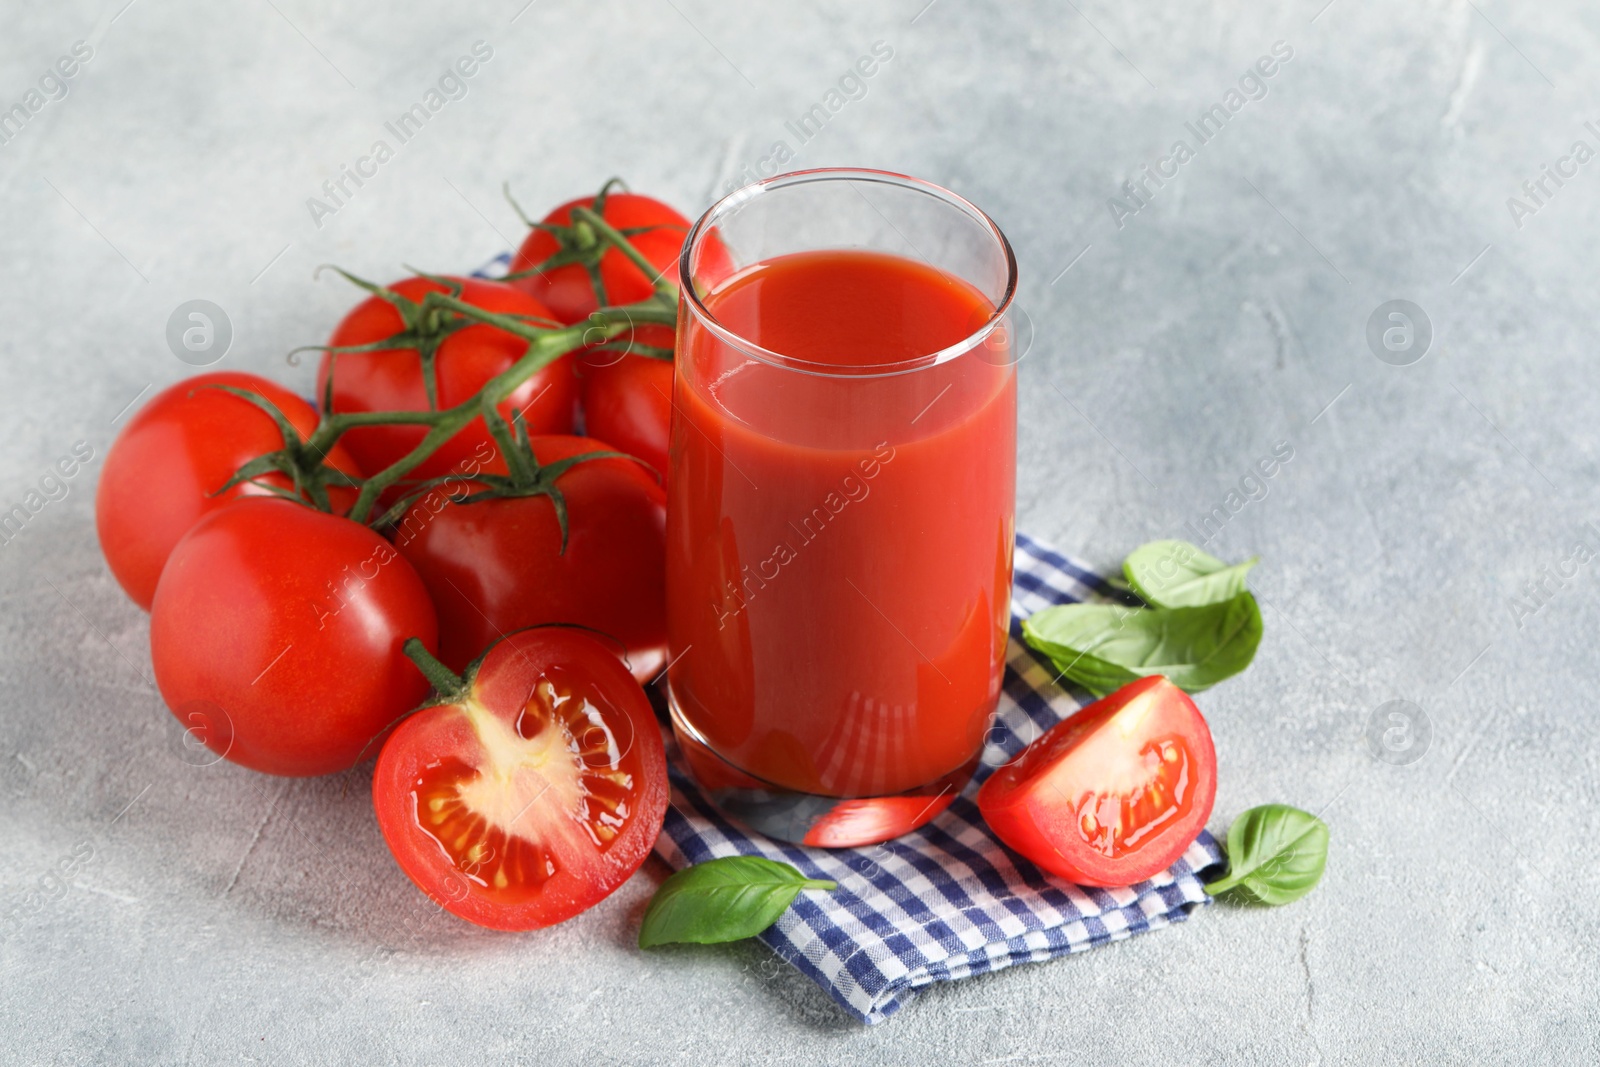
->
[509,191,685,481]
[96,371,364,611]
[392,435,666,679]
[508,187,740,482]
[576,351,673,483]
[316,276,577,482]
[150,498,439,777]
[508,191,690,322]
[977,676,1217,887]
[373,627,668,930]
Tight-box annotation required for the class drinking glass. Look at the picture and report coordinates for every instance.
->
[666,168,1018,847]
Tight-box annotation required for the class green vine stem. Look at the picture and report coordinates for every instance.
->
[224,203,684,526]
[567,204,682,299]
[402,637,470,703]
[314,300,663,524]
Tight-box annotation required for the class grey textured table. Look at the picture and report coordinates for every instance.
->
[3,1,1596,1063]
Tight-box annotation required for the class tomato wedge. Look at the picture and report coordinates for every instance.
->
[977,676,1216,887]
[373,628,668,930]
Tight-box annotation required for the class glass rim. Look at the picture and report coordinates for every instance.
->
[677,167,1019,378]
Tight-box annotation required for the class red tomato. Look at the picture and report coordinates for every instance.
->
[315,276,577,481]
[150,498,439,777]
[508,192,690,322]
[577,350,673,483]
[96,371,364,611]
[391,435,666,679]
[372,627,668,930]
[977,676,1216,887]
[510,189,739,484]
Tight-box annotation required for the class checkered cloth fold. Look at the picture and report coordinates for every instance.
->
[654,532,1225,1025]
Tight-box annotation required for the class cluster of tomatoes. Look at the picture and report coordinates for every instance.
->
[96,183,691,930]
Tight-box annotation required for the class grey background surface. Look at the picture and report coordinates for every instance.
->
[2,0,1596,1063]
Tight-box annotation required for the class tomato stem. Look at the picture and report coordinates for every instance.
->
[225,214,679,526]
[403,637,469,703]
[567,204,681,300]
[200,384,361,512]
[305,296,671,524]
[499,176,681,311]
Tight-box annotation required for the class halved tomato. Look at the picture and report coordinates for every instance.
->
[372,628,668,930]
[976,676,1216,887]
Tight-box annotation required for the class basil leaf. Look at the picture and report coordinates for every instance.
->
[1123,540,1258,608]
[1204,803,1328,905]
[1019,644,1136,699]
[1022,591,1262,694]
[638,856,837,948]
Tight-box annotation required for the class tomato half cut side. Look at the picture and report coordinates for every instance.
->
[976,676,1216,887]
[373,628,668,930]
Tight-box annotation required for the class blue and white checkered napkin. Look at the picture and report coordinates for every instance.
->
[654,532,1226,1025]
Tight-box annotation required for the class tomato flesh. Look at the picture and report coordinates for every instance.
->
[977,676,1216,887]
[410,669,636,902]
[374,629,667,930]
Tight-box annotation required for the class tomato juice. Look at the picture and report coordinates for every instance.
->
[667,247,1016,800]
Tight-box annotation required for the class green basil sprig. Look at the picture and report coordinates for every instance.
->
[639,856,837,948]
[1023,591,1261,696]
[1203,803,1328,905]
[1023,539,1262,695]
[1123,539,1258,608]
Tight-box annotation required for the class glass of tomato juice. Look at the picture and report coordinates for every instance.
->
[666,169,1018,847]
